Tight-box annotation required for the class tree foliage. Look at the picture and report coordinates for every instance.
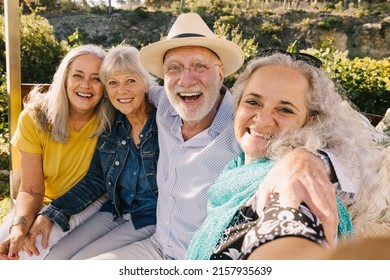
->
[0,12,70,146]
[304,39,390,115]
[19,13,70,83]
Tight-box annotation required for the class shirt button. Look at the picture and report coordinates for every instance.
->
[108,182,112,186]
[121,140,126,145]
[133,172,136,176]
[140,134,143,138]
[115,161,120,166]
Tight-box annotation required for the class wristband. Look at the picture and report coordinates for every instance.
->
[315,150,338,183]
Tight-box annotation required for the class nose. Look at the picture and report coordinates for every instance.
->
[80,78,91,89]
[117,83,129,93]
[177,68,197,87]
[254,109,275,126]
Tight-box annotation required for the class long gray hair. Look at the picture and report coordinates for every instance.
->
[25,44,115,143]
[231,53,383,222]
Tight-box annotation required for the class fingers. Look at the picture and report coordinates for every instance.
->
[7,241,21,260]
[0,254,10,260]
[309,191,338,247]
[41,229,50,250]
[294,181,338,246]
[22,242,33,257]
[25,215,53,256]
[255,186,271,214]
[5,231,26,260]
[322,214,338,247]
[255,149,339,246]
[0,241,11,260]
[25,232,41,256]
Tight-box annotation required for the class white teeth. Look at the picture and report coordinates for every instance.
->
[77,92,93,98]
[118,98,133,103]
[179,92,200,97]
[250,129,273,140]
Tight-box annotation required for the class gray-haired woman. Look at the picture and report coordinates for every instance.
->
[0,44,114,259]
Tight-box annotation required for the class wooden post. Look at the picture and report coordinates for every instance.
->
[5,0,22,200]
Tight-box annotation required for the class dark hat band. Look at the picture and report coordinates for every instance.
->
[171,33,206,39]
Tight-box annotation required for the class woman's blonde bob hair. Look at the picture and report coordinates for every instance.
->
[99,44,158,115]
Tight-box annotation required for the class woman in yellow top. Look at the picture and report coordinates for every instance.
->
[0,44,114,259]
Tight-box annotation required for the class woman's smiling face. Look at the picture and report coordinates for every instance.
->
[106,72,148,118]
[234,65,310,164]
[66,54,104,116]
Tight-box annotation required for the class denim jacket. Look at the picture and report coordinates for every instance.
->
[41,110,159,231]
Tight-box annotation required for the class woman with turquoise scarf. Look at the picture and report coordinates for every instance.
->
[185,50,382,260]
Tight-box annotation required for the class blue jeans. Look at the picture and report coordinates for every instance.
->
[45,210,156,259]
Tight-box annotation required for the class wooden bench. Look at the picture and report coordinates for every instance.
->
[363,113,384,127]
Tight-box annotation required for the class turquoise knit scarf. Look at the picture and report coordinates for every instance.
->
[186,153,275,260]
[185,152,354,260]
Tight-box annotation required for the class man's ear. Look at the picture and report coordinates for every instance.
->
[219,65,225,85]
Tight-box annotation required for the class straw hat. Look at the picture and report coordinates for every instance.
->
[139,13,244,79]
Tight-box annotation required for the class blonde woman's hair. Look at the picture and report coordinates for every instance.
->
[25,44,115,143]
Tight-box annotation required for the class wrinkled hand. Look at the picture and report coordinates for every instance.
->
[0,239,12,260]
[0,230,25,260]
[24,215,53,257]
[255,148,338,246]
[0,239,11,260]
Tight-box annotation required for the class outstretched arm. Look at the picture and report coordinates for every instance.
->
[247,237,327,260]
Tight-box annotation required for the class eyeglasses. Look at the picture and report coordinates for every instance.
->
[258,49,323,68]
[163,63,221,76]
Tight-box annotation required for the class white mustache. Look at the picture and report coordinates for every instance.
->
[172,86,203,95]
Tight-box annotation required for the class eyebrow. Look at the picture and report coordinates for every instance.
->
[280,100,301,111]
[73,69,100,75]
[246,92,301,112]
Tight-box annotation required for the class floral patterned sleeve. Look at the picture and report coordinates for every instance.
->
[210,193,327,260]
[240,194,327,259]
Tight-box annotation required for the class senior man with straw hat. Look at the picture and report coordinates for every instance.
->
[89,12,341,260]
[139,12,243,78]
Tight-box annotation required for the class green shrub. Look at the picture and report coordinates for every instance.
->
[304,39,390,115]
[0,12,70,159]
[19,13,70,83]
[213,15,258,87]
[331,57,390,115]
